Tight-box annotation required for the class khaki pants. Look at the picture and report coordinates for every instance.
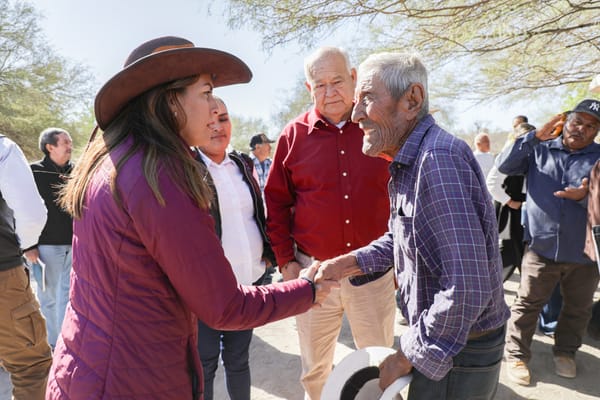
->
[0,266,52,400]
[295,250,396,400]
[505,249,600,363]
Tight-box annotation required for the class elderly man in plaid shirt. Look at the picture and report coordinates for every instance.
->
[317,51,510,400]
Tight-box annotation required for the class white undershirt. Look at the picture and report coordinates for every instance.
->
[199,152,265,284]
[0,137,47,249]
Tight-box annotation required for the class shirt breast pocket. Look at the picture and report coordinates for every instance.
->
[393,215,417,265]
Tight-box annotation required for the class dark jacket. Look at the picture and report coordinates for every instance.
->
[495,175,526,243]
[196,150,276,270]
[0,192,22,270]
[30,156,73,245]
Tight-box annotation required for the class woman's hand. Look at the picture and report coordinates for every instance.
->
[300,261,340,307]
[281,260,302,281]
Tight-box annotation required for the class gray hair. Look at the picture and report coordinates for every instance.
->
[39,127,69,156]
[357,52,429,119]
[304,47,352,84]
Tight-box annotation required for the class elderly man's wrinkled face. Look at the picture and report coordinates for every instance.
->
[306,53,356,124]
[351,74,409,159]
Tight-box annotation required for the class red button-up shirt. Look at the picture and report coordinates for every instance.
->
[265,108,391,266]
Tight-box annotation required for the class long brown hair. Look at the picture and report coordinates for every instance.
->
[60,75,212,218]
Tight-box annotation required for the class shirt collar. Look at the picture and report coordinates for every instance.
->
[306,107,353,135]
[197,150,233,167]
[43,155,72,173]
[392,114,436,167]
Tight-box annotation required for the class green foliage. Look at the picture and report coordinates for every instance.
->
[272,75,312,132]
[229,114,270,152]
[0,0,94,160]
[223,0,600,110]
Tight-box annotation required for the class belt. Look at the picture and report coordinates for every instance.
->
[467,326,503,340]
[348,267,392,286]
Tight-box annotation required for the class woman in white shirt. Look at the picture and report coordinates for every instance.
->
[195,97,274,400]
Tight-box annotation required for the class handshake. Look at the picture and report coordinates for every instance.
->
[289,254,363,307]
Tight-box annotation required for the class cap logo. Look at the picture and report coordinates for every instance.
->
[590,102,600,112]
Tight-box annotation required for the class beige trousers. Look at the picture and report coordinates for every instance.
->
[0,266,52,400]
[295,250,396,400]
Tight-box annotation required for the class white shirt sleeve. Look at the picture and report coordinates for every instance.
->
[486,164,510,205]
[0,138,47,249]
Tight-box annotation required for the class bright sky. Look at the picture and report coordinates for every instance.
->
[28,0,547,137]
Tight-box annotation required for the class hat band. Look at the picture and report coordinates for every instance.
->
[152,43,194,53]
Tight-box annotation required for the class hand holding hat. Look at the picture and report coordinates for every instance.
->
[322,346,412,400]
[378,349,413,392]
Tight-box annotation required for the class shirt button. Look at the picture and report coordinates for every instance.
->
[344,195,349,199]
[345,219,350,224]
[340,150,345,155]
[339,129,343,134]
[342,172,347,177]
[346,242,351,247]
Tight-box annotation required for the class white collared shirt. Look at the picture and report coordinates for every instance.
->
[199,151,264,284]
[473,150,495,179]
[0,137,47,249]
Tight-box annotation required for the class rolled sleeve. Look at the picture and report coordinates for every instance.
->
[353,231,394,274]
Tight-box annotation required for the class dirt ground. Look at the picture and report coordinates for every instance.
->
[213,272,600,399]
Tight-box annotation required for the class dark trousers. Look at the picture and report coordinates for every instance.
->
[407,326,505,400]
[197,320,253,400]
[506,249,599,362]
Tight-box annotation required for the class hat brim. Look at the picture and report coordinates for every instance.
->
[569,108,600,124]
[322,346,412,400]
[95,47,252,130]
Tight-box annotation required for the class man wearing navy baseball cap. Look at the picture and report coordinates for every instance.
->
[499,99,600,386]
[249,133,275,193]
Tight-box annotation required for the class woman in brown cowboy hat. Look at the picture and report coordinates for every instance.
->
[46,36,336,399]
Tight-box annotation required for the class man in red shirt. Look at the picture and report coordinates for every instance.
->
[264,46,396,400]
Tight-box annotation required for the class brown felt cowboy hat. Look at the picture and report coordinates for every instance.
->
[94,36,252,130]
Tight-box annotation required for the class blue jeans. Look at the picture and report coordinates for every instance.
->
[31,244,72,347]
[539,284,562,335]
[197,320,253,400]
[0,368,12,400]
[407,326,505,400]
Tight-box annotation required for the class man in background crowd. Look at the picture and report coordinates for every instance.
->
[0,135,52,399]
[28,128,74,349]
[249,133,275,194]
[473,132,495,179]
[265,46,396,399]
[498,99,600,385]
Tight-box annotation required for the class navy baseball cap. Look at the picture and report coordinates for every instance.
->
[250,133,275,149]
[571,99,600,123]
